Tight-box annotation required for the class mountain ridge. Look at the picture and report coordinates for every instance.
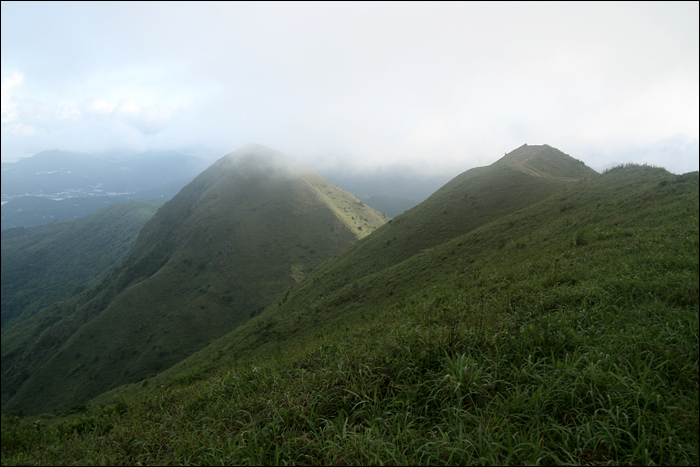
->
[114,144,605,385]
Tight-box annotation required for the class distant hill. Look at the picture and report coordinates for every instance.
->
[1,144,388,414]
[493,143,598,179]
[313,144,597,284]
[1,200,163,331]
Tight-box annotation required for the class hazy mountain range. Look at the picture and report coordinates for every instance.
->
[1,150,208,200]
[1,150,208,230]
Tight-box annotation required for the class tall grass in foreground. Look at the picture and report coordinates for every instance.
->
[3,239,697,464]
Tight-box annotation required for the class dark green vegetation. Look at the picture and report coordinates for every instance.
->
[1,144,387,417]
[2,144,698,465]
[1,200,163,331]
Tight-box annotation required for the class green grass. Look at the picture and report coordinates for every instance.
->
[496,143,595,180]
[3,164,696,465]
[113,146,594,386]
[156,162,692,378]
[1,200,163,331]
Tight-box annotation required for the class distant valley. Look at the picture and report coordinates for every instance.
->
[1,150,208,230]
[1,149,209,201]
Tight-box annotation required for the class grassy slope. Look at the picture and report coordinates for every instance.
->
[3,164,696,465]
[141,145,596,380]
[1,200,163,331]
[1,145,387,416]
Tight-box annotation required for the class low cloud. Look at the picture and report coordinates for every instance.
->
[1,77,177,160]
[79,97,115,119]
[5,123,36,135]
[16,97,81,128]
[1,3,697,173]
[1,71,24,123]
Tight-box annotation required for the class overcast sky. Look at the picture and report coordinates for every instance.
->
[1,2,698,175]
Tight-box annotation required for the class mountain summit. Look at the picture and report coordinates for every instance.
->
[2,144,388,414]
[493,143,597,179]
[215,143,313,180]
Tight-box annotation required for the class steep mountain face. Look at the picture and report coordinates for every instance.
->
[1,200,163,331]
[1,144,387,414]
[87,165,698,466]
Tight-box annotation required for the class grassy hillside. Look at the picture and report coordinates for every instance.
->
[312,145,595,287]
[2,163,696,465]
[1,144,387,416]
[90,144,601,386]
[494,143,595,180]
[1,200,163,331]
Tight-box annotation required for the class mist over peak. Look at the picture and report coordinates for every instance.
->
[215,143,314,181]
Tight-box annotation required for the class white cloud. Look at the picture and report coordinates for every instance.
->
[15,97,81,128]
[112,98,141,119]
[110,98,172,134]
[1,71,24,123]
[79,97,115,118]
[1,3,697,173]
[6,123,35,135]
